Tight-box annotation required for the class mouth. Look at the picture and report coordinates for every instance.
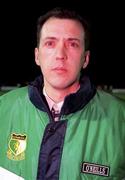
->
[52,67,67,73]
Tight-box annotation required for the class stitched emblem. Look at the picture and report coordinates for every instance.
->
[7,133,27,161]
[81,162,110,177]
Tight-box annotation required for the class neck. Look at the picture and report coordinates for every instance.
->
[44,83,80,103]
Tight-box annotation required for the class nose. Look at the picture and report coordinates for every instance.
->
[55,42,67,61]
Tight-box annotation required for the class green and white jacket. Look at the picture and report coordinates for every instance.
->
[0,76,125,180]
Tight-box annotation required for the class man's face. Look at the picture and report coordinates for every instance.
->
[35,18,90,90]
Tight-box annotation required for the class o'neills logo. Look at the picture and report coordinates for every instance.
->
[81,162,110,177]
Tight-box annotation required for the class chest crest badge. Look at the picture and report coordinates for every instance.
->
[7,133,27,161]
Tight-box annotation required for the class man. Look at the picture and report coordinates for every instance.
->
[0,7,125,180]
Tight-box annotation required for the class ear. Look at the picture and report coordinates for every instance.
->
[82,50,90,69]
[34,48,40,66]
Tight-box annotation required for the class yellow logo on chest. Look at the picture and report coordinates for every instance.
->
[7,133,27,161]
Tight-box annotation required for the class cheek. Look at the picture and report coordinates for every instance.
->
[71,54,84,68]
[42,48,56,57]
[68,62,82,78]
[38,57,51,75]
[40,50,55,66]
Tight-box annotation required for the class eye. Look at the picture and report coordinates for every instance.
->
[68,41,79,48]
[45,41,55,48]
[71,42,78,47]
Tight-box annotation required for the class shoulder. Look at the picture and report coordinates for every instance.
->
[0,86,28,106]
[93,89,125,116]
[96,89,125,106]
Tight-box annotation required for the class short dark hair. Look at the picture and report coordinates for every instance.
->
[36,7,90,50]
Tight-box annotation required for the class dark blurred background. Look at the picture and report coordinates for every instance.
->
[0,1,124,88]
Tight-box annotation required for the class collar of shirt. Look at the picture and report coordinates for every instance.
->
[43,87,64,112]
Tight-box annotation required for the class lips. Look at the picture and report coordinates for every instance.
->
[52,67,67,73]
[54,67,66,70]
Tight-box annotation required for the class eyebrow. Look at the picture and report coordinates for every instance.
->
[43,37,81,42]
[67,38,80,42]
[43,37,57,41]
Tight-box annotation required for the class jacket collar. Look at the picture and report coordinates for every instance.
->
[28,75,96,115]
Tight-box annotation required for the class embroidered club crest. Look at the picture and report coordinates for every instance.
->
[7,133,27,160]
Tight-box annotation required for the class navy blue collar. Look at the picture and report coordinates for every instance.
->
[28,75,96,115]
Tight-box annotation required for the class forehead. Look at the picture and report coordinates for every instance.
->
[41,18,85,39]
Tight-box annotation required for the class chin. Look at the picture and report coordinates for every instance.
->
[50,82,69,89]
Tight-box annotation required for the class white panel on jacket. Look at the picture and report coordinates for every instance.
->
[0,167,24,180]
